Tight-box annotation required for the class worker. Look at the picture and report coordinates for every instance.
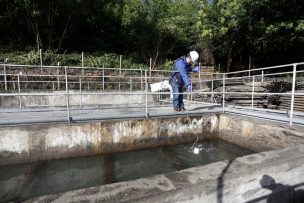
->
[169,51,199,111]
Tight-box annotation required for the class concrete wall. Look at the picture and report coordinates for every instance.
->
[1,113,304,166]
[0,90,154,107]
[218,114,304,152]
[0,115,218,166]
[1,114,304,202]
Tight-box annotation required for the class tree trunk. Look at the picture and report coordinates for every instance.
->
[226,41,236,72]
[56,16,71,53]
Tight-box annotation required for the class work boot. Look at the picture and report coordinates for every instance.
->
[180,106,186,111]
[174,108,180,112]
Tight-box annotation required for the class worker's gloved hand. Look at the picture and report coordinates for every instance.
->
[186,85,192,92]
[192,66,199,72]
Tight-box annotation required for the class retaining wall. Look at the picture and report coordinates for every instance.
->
[0,115,218,166]
[218,114,304,152]
[0,90,154,108]
[1,113,304,166]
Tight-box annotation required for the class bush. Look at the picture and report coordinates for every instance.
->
[158,59,173,70]
[0,50,148,70]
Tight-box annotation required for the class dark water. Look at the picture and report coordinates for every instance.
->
[0,139,253,202]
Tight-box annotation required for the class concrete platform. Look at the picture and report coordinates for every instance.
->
[1,89,304,126]
[1,101,304,126]
[0,102,222,126]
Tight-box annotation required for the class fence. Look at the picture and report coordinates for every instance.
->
[0,62,304,125]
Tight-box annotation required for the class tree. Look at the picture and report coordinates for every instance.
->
[245,0,304,66]
[198,0,304,71]
[198,0,247,72]
[121,0,201,68]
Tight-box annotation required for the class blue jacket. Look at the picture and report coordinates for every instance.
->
[170,56,193,87]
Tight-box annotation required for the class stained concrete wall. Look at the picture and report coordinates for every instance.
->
[2,113,304,166]
[0,115,218,166]
[0,90,154,107]
[218,114,304,152]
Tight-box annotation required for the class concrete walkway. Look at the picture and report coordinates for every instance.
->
[0,102,222,126]
[1,101,304,126]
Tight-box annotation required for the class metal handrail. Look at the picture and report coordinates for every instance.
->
[1,62,304,125]
[0,63,146,72]
[215,62,304,75]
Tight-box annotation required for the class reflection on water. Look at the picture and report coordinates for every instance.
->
[0,139,253,202]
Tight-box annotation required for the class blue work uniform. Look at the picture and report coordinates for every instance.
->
[169,56,195,110]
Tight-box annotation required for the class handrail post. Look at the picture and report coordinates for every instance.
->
[248,56,251,78]
[251,76,255,110]
[211,74,214,103]
[40,49,43,74]
[289,63,297,125]
[119,55,122,76]
[102,69,105,90]
[18,75,22,109]
[199,62,202,89]
[140,69,143,90]
[79,76,82,107]
[222,74,225,113]
[145,70,148,118]
[3,64,7,91]
[190,82,193,101]
[261,70,264,82]
[65,67,71,123]
[149,58,152,78]
[81,52,84,67]
[81,52,84,77]
[57,66,60,90]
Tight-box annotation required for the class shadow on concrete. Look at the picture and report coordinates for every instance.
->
[217,159,235,203]
[247,174,304,203]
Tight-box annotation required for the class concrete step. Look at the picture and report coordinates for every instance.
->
[279,107,304,112]
[280,106,304,111]
[230,100,267,105]
[212,95,265,101]
[280,98,304,101]
[280,99,304,103]
[280,95,304,99]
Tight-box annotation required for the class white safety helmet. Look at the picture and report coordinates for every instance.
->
[189,51,199,63]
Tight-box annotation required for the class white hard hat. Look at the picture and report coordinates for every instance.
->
[189,51,199,63]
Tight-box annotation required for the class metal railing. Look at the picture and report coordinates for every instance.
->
[205,62,304,124]
[0,62,304,125]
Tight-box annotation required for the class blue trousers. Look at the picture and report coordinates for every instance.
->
[170,80,184,109]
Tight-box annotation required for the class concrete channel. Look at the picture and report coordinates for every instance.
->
[1,112,304,202]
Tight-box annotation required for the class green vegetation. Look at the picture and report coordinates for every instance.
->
[0,50,148,70]
[1,0,303,71]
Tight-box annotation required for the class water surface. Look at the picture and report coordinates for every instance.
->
[0,139,253,202]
